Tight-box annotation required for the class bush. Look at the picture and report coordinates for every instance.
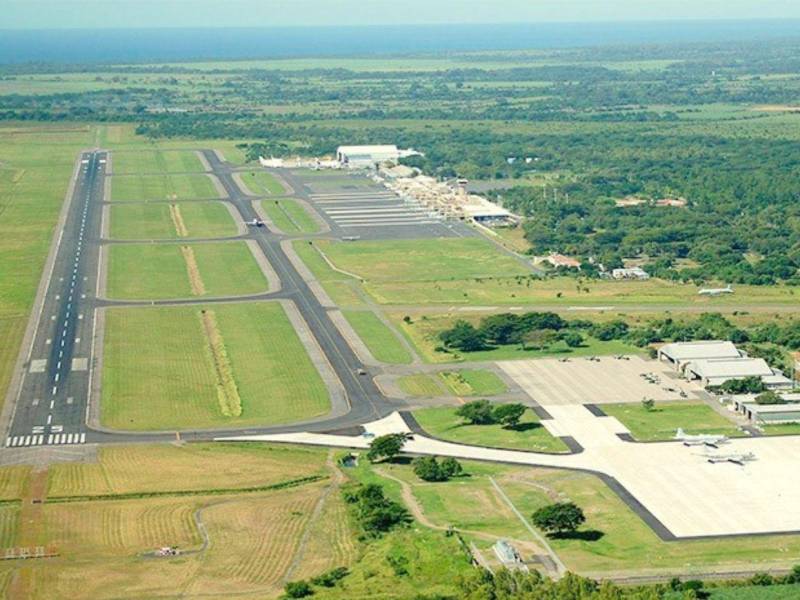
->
[412,456,463,481]
[284,580,313,598]
[343,483,410,538]
[310,567,348,588]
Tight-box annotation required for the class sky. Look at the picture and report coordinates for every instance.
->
[5,0,800,29]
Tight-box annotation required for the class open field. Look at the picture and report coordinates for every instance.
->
[47,443,328,497]
[413,406,569,453]
[101,302,330,430]
[370,460,800,576]
[601,401,744,441]
[341,310,411,364]
[292,241,366,308]
[321,237,531,283]
[393,312,642,363]
[240,171,286,195]
[108,201,238,240]
[398,369,507,397]
[106,241,268,300]
[369,276,800,306]
[110,173,220,202]
[260,198,320,234]
[111,150,205,174]
[0,124,94,406]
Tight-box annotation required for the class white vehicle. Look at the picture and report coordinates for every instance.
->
[246,219,265,228]
[675,428,729,448]
[698,285,733,296]
[705,451,756,465]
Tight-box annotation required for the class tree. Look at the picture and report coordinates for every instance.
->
[440,457,463,478]
[717,376,766,394]
[284,580,313,598]
[412,456,448,482]
[343,483,410,537]
[531,502,586,537]
[439,320,487,352]
[310,567,348,588]
[521,328,558,350]
[561,331,584,348]
[641,398,655,412]
[493,403,527,428]
[367,433,411,463]
[456,400,496,425]
[755,390,785,405]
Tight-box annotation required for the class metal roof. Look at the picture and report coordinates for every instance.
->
[686,357,773,379]
[659,341,741,362]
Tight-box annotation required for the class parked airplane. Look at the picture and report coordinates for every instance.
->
[698,285,733,296]
[675,428,729,448]
[705,451,756,465]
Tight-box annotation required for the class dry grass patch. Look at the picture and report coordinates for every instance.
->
[199,309,242,417]
[181,245,206,296]
[169,203,188,237]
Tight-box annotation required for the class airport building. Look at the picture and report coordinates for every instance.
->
[658,340,742,371]
[336,145,420,168]
[731,394,800,424]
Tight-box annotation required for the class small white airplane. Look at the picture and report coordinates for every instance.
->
[698,285,733,296]
[675,428,729,448]
[246,219,265,228]
[705,451,756,465]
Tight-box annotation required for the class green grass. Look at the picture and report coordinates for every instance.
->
[707,586,800,599]
[413,406,568,453]
[342,310,411,364]
[761,422,800,436]
[292,241,366,308]
[106,241,269,300]
[260,198,320,234]
[321,237,531,283]
[240,171,286,195]
[110,173,220,202]
[108,201,238,240]
[112,150,205,174]
[398,374,447,397]
[601,401,743,441]
[439,370,507,396]
[101,302,330,430]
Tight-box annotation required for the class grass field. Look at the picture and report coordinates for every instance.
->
[0,124,94,410]
[601,401,744,441]
[108,201,238,240]
[110,173,220,202]
[707,586,800,599]
[47,443,327,497]
[101,302,330,430]
[240,171,286,195]
[413,406,568,453]
[368,275,800,306]
[112,150,205,174]
[762,423,800,436]
[341,310,412,364]
[260,198,320,234]
[292,241,366,308]
[321,237,532,283]
[398,369,507,397]
[106,241,269,300]
[393,312,641,363]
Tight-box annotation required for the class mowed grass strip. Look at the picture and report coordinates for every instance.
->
[260,198,320,234]
[110,173,220,202]
[413,406,568,453]
[101,302,330,430]
[109,201,238,240]
[106,241,269,300]
[342,310,411,364]
[241,171,286,195]
[112,150,205,174]
[199,309,242,417]
[321,237,531,283]
[601,401,744,441]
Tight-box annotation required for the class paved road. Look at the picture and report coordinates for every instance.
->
[4,150,409,448]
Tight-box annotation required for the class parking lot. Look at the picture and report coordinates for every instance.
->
[498,355,703,406]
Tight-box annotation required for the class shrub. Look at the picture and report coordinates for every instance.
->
[284,580,313,598]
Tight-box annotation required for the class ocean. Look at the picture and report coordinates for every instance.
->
[1,20,799,64]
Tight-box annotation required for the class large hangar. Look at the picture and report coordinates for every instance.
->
[336,145,420,168]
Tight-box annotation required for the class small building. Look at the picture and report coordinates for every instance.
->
[544,253,581,269]
[738,402,800,424]
[658,341,742,371]
[611,267,650,280]
[684,357,791,389]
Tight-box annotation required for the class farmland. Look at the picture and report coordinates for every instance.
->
[101,302,330,430]
[260,198,321,234]
[105,241,269,300]
[110,173,221,202]
[107,201,239,240]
